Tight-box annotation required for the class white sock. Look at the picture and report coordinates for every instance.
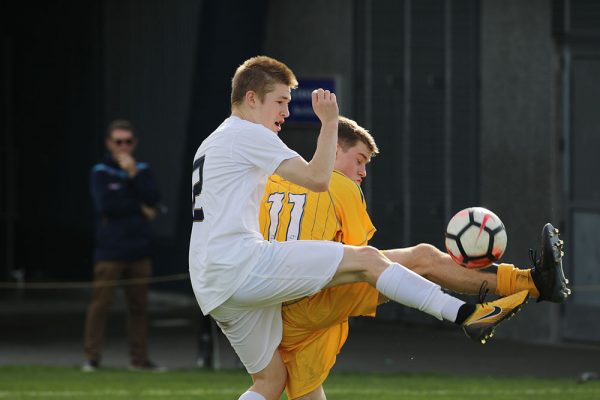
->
[375,264,465,321]
[239,391,266,400]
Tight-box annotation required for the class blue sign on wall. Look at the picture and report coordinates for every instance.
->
[287,78,336,125]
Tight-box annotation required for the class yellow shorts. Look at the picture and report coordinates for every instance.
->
[279,282,379,399]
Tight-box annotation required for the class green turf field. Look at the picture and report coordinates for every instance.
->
[0,366,598,399]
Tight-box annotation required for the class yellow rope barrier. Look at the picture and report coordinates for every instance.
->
[0,273,190,289]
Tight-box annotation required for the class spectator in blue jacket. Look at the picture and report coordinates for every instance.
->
[83,119,164,372]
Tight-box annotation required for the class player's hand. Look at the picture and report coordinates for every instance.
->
[312,88,339,125]
[115,153,138,177]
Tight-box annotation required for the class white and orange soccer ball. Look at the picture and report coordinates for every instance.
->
[445,207,507,269]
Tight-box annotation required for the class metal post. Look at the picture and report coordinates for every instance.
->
[3,37,18,290]
[443,0,453,224]
[402,0,412,246]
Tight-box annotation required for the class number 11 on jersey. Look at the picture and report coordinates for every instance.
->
[266,192,306,241]
[192,156,205,222]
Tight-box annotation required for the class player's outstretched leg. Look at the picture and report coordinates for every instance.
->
[462,290,529,344]
[530,223,571,303]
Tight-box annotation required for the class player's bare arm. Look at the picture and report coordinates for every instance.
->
[275,89,339,192]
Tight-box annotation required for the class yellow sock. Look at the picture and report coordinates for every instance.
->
[495,263,540,298]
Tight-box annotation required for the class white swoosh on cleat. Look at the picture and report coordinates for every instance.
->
[472,306,502,323]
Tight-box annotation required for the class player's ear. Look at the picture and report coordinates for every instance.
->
[245,90,257,108]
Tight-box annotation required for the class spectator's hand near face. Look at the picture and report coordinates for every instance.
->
[140,204,158,220]
[115,153,138,177]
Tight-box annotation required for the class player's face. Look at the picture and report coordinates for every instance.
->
[334,141,371,184]
[106,129,137,157]
[253,83,291,134]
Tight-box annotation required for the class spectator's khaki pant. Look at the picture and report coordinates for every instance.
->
[83,258,152,365]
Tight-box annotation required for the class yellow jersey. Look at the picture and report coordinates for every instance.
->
[259,170,376,245]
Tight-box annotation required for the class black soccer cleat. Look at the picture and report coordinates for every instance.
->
[530,223,571,303]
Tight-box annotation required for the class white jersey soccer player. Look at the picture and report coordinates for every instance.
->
[189,96,346,379]
[189,116,299,315]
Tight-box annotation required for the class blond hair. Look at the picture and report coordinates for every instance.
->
[231,56,298,108]
[338,116,379,156]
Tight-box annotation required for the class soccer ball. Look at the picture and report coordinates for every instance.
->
[445,207,507,269]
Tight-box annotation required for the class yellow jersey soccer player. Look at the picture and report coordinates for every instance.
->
[259,116,570,400]
[261,170,380,399]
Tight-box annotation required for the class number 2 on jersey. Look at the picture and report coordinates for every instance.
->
[266,192,306,240]
[192,156,205,222]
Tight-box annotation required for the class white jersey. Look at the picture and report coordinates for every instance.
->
[189,116,299,315]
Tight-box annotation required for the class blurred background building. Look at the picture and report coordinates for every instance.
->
[1,0,599,345]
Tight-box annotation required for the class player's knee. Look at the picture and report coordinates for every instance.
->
[356,246,390,281]
[414,243,440,257]
[356,246,387,266]
[411,243,444,277]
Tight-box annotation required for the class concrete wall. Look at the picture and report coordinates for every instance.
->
[263,0,355,159]
[481,0,561,341]
[264,0,354,115]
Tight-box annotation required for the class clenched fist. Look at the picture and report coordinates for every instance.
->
[312,88,339,125]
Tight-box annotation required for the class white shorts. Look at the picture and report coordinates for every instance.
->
[210,240,344,373]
